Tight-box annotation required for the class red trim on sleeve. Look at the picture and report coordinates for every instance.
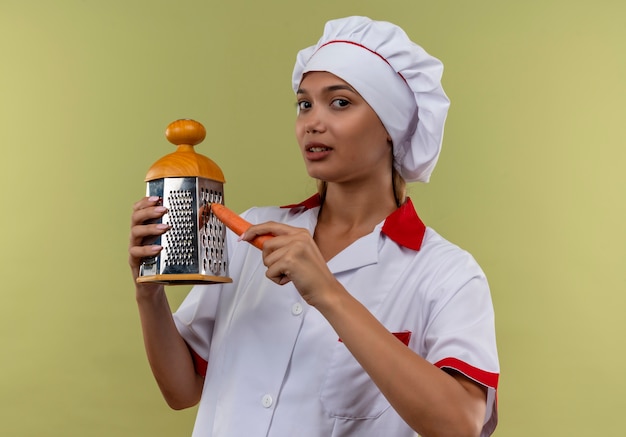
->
[435,357,499,389]
[189,347,208,378]
[393,330,412,346]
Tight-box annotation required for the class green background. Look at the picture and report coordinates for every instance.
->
[1,1,624,435]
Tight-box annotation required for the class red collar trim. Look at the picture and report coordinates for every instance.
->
[281,195,425,251]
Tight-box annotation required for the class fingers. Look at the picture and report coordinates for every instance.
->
[241,222,312,258]
[239,221,294,250]
[238,222,304,284]
[128,244,163,269]
[264,259,293,286]
[254,227,324,291]
[129,196,170,270]
[130,197,167,235]
[131,221,170,246]
[131,196,165,226]
[241,221,291,241]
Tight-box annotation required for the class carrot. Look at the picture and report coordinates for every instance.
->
[210,203,273,250]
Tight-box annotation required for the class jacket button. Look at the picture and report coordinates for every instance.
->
[261,394,273,408]
[291,302,303,316]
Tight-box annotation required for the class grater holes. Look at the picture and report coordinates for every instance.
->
[198,187,226,275]
[164,189,195,267]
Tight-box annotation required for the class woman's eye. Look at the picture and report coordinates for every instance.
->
[297,101,311,111]
[331,99,350,108]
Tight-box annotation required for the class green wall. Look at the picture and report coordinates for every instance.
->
[1,1,624,435]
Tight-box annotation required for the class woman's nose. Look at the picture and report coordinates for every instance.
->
[304,110,325,134]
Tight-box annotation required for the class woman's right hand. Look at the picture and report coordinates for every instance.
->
[128,196,170,291]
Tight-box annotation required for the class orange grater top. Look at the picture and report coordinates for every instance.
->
[145,119,225,183]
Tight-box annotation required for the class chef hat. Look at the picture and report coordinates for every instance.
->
[292,16,450,182]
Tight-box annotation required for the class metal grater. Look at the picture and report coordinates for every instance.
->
[137,119,232,285]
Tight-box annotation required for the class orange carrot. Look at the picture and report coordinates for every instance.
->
[210,203,273,250]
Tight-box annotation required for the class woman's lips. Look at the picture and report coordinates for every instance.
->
[305,143,332,160]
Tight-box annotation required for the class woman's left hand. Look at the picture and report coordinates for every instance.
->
[241,221,339,306]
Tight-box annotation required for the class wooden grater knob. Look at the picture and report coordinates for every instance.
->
[144,119,225,183]
[165,119,206,147]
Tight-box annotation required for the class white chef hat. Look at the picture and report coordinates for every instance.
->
[292,16,450,183]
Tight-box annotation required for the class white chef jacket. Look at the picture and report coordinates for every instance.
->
[173,195,499,437]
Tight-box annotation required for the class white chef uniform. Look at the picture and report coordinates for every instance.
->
[173,195,499,437]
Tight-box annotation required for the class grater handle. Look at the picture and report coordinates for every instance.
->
[165,119,206,146]
[211,203,273,250]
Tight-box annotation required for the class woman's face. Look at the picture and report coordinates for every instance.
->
[295,71,392,186]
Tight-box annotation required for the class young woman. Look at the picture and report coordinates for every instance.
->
[129,16,499,437]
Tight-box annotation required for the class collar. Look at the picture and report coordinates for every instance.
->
[281,195,425,251]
